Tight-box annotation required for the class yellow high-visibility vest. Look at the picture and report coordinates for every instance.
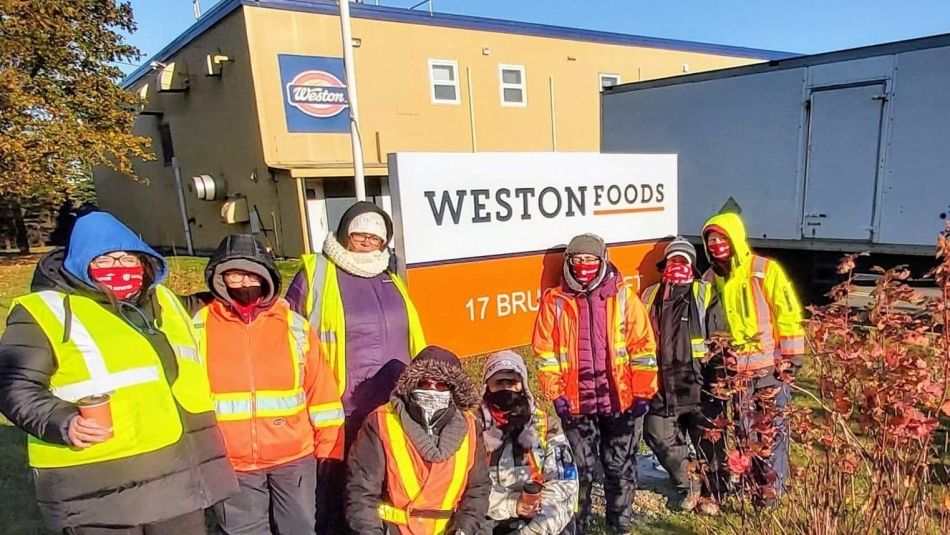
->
[300,254,426,394]
[12,285,213,468]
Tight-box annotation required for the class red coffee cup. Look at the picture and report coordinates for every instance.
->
[520,481,543,510]
[77,394,114,440]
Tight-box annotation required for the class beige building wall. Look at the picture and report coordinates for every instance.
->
[244,6,761,166]
[95,10,296,255]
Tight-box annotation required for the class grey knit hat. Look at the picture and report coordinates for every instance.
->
[664,236,697,265]
[565,233,606,258]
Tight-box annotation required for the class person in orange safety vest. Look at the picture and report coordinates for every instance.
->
[345,346,490,535]
[194,234,344,534]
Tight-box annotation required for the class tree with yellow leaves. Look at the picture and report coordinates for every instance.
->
[0,0,151,252]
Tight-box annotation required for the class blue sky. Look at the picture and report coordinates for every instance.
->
[123,0,950,72]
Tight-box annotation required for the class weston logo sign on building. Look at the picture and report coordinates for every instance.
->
[278,54,350,133]
[389,152,678,357]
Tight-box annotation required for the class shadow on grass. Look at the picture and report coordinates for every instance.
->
[0,426,49,534]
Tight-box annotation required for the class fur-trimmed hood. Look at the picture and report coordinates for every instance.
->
[393,346,480,411]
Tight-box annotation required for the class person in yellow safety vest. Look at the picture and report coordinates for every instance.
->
[0,211,237,534]
[285,201,426,533]
[531,233,658,534]
[640,237,728,516]
[701,212,806,502]
[479,350,579,535]
[345,346,491,535]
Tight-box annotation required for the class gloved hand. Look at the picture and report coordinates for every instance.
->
[553,396,572,418]
[630,398,651,418]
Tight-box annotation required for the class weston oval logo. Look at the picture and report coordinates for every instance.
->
[285,70,348,118]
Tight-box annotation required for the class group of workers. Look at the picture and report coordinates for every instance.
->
[0,200,804,535]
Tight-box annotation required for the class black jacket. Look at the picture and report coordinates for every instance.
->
[646,280,727,416]
[0,250,237,529]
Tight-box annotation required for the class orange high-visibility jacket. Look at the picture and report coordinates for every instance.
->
[531,278,658,414]
[375,403,478,535]
[195,298,344,472]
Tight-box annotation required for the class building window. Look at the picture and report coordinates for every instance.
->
[599,73,621,90]
[428,59,459,105]
[158,122,175,167]
[499,64,526,107]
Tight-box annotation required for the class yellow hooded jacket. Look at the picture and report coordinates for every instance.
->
[701,213,805,372]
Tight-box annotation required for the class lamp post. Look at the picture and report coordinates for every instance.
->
[338,0,366,201]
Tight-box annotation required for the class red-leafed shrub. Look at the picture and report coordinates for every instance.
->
[700,225,950,534]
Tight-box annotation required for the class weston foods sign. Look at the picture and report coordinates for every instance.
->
[388,152,677,357]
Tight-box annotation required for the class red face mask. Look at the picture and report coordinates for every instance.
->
[89,266,145,301]
[570,260,601,285]
[662,258,694,285]
[708,241,732,261]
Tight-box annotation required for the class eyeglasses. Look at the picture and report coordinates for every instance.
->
[350,233,384,246]
[569,255,600,265]
[91,255,141,269]
[224,271,262,285]
[417,379,450,392]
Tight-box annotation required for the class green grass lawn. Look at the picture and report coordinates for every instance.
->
[0,254,706,534]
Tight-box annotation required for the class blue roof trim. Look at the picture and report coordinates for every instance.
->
[122,0,796,89]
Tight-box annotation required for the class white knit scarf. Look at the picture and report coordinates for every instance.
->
[323,234,391,278]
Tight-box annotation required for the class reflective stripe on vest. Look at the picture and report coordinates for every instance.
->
[309,401,345,427]
[739,256,779,369]
[552,297,569,369]
[302,254,426,397]
[525,409,548,483]
[194,307,315,423]
[612,288,630,366]
[643,281,711,360]
[33,291,161,401]
[12,286,210,468]
[377,403,476,534]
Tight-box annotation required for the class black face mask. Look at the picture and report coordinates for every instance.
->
[227,285,264,306]
[484,389,531,428]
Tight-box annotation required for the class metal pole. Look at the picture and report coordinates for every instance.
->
[171,156,195,255]
[338,0,366,201]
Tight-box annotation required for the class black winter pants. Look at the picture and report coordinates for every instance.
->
[213,455,317,535]
[560,408,641,533]
[316,418,363,535]
[63,510,207,534]
[491,518,575,534]
[643,407,725,496]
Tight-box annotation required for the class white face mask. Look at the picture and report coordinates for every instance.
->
[411,389,452,426]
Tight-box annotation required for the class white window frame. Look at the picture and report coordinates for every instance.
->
[498,64,527,107]
[428,59,460,105]
[599,73,621,91]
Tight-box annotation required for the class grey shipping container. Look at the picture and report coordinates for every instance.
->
[602,33,950,262]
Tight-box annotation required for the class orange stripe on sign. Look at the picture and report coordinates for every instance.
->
[593,207,666,216]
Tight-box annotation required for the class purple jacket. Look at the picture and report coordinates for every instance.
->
[566,270,622,415]
[286,268,411,433]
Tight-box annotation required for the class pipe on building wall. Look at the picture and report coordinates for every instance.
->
[549,76,558,151]
[467,66,477,152]
[171,156,195,256]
